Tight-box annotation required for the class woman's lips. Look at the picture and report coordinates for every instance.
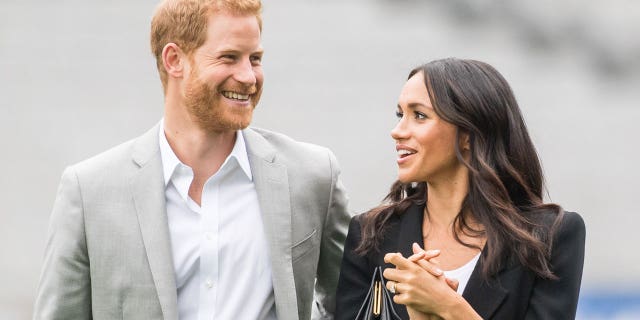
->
[396,145,417,164]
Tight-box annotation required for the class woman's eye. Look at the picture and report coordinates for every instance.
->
[414,112,427,120]
[395,111,403,119]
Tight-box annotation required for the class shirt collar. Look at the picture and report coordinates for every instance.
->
[229,129,253,181]
[158,119,253,187]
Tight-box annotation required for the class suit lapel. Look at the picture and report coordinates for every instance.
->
[130,124,178,320]
[243,128,298,319]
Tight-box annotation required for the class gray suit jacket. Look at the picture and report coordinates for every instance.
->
[34,124,351,320]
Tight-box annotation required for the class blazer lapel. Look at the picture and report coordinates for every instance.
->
[243,128,298,319]
[462,255,508,319]
[396,203,426,259]
[130,124,178,320]
[396,203,508,319]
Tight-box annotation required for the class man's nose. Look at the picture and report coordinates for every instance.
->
[233,59,257,85]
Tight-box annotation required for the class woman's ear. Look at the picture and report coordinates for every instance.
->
[460,132,470,151]
[162,43,185,79]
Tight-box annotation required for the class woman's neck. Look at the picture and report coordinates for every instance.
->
[423,170,486,270]
[425,169,470,228]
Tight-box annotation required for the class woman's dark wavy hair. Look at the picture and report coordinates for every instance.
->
[356,58,563,279]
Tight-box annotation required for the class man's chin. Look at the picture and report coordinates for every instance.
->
[200,117,252,133]
[235,120,251,130]
[229,110,254,130]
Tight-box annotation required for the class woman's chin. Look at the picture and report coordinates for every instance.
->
[397,175,418,184]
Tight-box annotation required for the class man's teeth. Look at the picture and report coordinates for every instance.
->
[222,91,250,100]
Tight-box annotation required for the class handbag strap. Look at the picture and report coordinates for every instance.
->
[354,266,379,318]
[376,266,402,320]
[354,266,402,320]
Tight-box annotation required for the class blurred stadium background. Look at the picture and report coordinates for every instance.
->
[1,0,639,318]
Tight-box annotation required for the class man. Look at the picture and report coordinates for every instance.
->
[33,0,350,319]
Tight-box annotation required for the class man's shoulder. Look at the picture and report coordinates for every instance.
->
[69,138,137,175]
[244,127,341,179]
[69,126,158,176]
[246,127,333,159]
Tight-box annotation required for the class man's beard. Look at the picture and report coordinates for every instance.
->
[184,73,258,133]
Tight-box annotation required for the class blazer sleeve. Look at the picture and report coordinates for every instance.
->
[313,150,352,320]
[334,216,372,320]
[33,167,92,320]
[525,212,586,320]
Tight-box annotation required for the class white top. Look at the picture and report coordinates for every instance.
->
[159,121,276,320]
[443,253,481,295]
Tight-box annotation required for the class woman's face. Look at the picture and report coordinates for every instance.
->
[391,72,465,184]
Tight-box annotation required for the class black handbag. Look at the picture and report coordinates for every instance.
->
[354,266,402,320]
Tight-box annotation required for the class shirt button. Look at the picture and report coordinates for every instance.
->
[205,279,213,289]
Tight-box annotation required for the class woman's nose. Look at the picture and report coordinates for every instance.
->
[391,119,408,141]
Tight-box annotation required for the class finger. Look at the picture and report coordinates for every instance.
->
[394,281,410,295]
[414,257,444,276]
[382,267,405,282]
[423,249,441,260]
[393,291,410,306]
[412,242,424,255]
[412,242,441,261]
[385,280,396,293]
[384,252,416,270]
[383,252,405,264]
[385,280,407,295]
[408,251,426,262]
[445,277,459,292]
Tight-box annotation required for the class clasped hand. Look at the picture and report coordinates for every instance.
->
[383,243,459,320]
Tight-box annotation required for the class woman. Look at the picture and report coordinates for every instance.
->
[335,58,585,319]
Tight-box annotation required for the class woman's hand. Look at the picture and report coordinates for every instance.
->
[404,248,445,320]
[383,251,459,316]
[392,244,452,319]
[409,243,459,292]
[409,244,457,319]
[406,309,441,320]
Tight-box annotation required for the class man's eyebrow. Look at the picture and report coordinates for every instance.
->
[214,47,264,54]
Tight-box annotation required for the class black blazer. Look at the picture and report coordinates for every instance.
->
[335,203,585,319]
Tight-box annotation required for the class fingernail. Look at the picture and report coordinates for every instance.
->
[435,268,443,276]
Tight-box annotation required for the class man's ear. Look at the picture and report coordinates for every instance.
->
[162,43,186,79]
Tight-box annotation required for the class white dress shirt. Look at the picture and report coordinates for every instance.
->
[159,121,276,320]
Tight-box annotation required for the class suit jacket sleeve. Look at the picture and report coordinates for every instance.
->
[313,150,352,320]
[33,167,92,320]
[334,216,372,320]
[525,212,586,319]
